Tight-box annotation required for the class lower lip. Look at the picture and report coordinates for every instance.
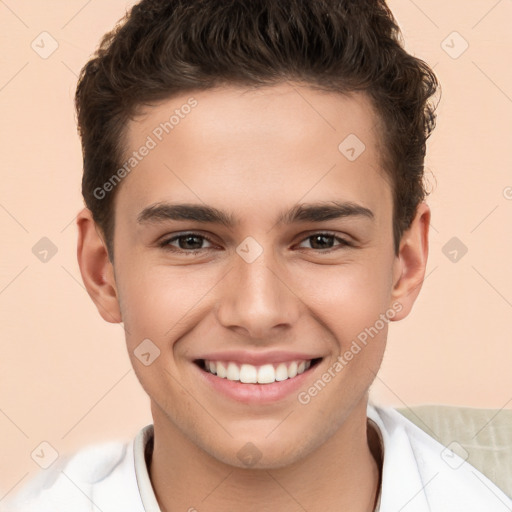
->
[194,361,320,404]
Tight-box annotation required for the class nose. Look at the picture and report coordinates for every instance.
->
[215,245,301,341]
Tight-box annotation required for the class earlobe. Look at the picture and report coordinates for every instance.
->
[76,207,122,324]
[389,202,430,321]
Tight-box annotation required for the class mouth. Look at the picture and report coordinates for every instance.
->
[194,357,323,385]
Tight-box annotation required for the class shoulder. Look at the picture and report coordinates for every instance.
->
[1,439,135,512]
[368,403,512,511]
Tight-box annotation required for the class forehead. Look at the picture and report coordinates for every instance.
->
[116,82,391,226]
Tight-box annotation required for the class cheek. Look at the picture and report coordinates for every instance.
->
[294,259,394,333]
[116,261,205,340]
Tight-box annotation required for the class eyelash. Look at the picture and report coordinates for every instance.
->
[158,231,353,255]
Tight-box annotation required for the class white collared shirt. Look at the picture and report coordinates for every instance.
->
[3,403,511,511]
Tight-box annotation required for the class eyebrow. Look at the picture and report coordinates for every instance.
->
[136,200,374,227]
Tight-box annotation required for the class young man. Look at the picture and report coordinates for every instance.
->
[3,1,511,511]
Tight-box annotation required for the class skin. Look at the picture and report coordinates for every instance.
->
[76,82,430,512]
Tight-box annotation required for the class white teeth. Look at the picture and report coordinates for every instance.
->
[275,363,288,381]
[239,364,257,383]
[202,359,315,384]
[226,362,239,381]
[288,361,298,378]
[257,364,275,384]
[216,361,227,378]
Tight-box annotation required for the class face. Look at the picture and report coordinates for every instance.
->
[78,82,429,469]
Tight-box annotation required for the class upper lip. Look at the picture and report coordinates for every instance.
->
[194,350,323,366]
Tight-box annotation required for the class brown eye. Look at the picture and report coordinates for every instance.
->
[297,233,351,251]
[159,232,215,253]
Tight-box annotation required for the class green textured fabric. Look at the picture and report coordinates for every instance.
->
[395,404,512,499]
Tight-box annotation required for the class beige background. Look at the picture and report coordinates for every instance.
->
[1,0,511,499]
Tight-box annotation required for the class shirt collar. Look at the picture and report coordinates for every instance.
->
[133,423,161,512]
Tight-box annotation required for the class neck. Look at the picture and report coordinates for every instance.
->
[149,399,381,512]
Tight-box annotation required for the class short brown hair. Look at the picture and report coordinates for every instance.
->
[75,0,439,261]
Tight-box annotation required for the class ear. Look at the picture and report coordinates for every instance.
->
[76,207,122,324]
[389,202,430,321]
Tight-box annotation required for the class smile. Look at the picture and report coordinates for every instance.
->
[196,358,322,384]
